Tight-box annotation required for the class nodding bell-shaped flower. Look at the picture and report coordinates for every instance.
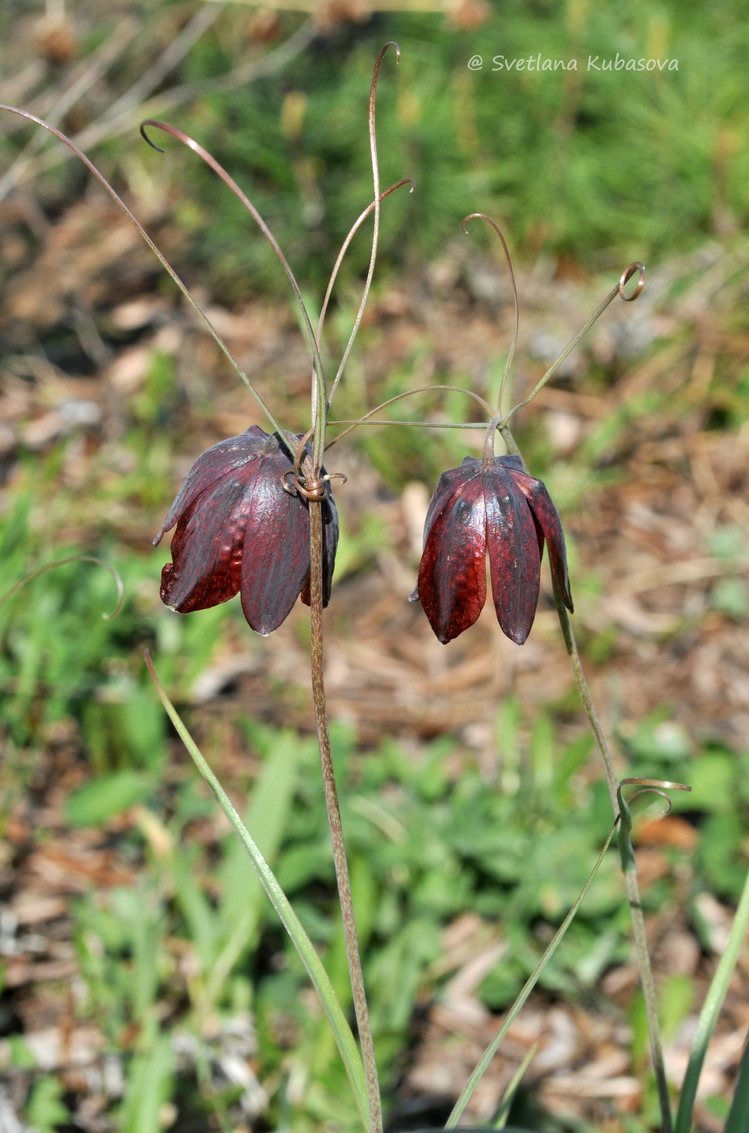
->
[413,453,573,645]
[154,425,338,635]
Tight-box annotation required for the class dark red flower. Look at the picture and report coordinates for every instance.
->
[154,426,338,635]
[414,454,572,644]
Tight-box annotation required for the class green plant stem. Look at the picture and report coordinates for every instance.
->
[143,651,369,1127]
[675,859,749,1133]
[553,584,673,1133]
[309,500,382,1133]
[505,263,644,425]
[448,822,618,1126]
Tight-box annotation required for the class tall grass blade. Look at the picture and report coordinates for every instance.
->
[144,650,369,1128]
[724,1029,749,1133]
[447,823,617,1127]
[675,860,749,1133]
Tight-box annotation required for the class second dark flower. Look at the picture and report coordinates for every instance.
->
[414,453,573,645]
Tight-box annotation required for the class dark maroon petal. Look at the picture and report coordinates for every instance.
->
[420,457,482,536]
[238,449,313,635]
[321,495,339,605]
[154,425,271,545]
[417,465,487,644]
[508,467,573,613]
[160,473,257,612]
[156,428,334,633]
[483,463,541,645]
[299,493,340,610]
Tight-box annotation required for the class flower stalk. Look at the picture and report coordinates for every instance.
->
[309,495,383,1133]
[552,577,673,1133]
[144,44,400,1131]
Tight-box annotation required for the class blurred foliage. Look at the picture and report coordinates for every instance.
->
[32,717,622,1129]
[0,412,236,793]
[159,1,749,298]
[2,1,748,298]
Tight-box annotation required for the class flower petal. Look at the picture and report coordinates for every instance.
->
[160,472,256,612]
[417,463,487,644]
[421,457,481,534]
[508,466,573,613]
[154,425,271,545]
[239,450,312,635]
[484,462,541,645]
[299,493,340,610]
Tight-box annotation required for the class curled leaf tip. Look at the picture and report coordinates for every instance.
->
[139,119,165,153]
[618,261,646,301]
[461,211,488,234]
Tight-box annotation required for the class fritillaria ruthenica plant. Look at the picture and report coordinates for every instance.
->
[1,48,408,1133]
[7,44,703,1133]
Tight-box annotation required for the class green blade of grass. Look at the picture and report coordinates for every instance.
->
[492,1043,539,1128]
[144,650,370,1129]
[447,822,617,1127]
[198,730,303,1019]
[675,859,749,1133]
[121,1033,174,1133]
[724,1028,749,1133]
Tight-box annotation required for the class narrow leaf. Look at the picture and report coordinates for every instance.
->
[144,651,369,1127]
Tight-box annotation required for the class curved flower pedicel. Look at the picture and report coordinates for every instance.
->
[154,426,338,636]
[415,453,573,645]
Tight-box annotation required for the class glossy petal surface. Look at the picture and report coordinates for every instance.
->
[417,462,487,644]
[160,469,257,612]
[239,448,311,635]
[484,462,541,644]
[156,427,339,633]
[154,426,270,546]
[507,464,573,613]
[415,453,572,645]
